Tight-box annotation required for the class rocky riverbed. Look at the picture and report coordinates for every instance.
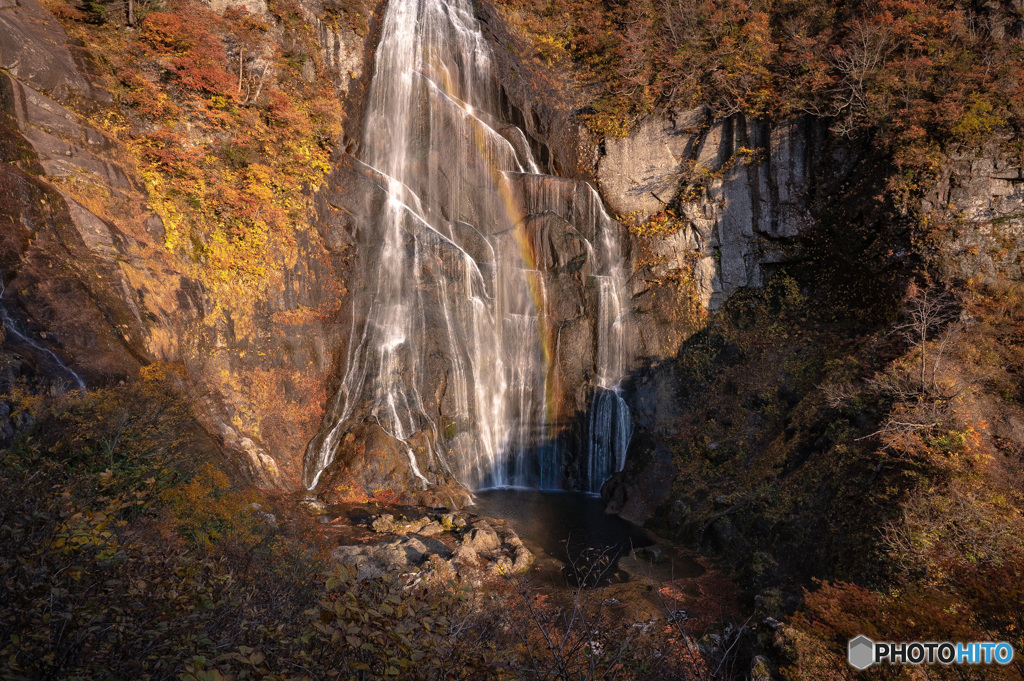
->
[300,492,718,628]
[303,500,535,583]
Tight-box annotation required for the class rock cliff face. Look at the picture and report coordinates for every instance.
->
[929,146,1024,284]
[598,112,839,311]
[301,3,850,503]
[0,0,373,488]
[597,111,1024,322]
[300,0,640,504]
[0,2,160,387]
[595,109,1024,527]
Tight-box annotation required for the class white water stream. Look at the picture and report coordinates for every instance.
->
[304,0,630,493]
[0,273,86,392]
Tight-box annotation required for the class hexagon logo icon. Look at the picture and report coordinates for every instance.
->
[848,635,875,670]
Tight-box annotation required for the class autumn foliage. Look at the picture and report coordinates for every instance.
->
[777,281,1024,678]
[787,557,1024,680]
[499,0,1024,197]
[52,0,343,316]
[20,0,1024,677]
[0,367,323,679]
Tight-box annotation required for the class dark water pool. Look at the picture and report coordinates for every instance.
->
[473,488,663,586]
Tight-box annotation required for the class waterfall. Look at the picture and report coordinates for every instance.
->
[303,0,631,494]
[586,221,632,493]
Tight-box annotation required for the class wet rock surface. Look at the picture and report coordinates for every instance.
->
[304,133,633,498]
[311,421,474,509]
[303,495,735,645]
[0,0,108,105]
[470,488,705,601]
[309,494,716,629]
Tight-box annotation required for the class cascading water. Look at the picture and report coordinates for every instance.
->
[304,0,632,494]
[0,272,86,392]
[585,225,632,493]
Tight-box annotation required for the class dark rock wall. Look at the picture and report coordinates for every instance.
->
[592,111,1024,531]
[474,0,600,182]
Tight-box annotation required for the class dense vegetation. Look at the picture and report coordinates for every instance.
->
[491,0,1024,676]
[36,0,354,467]
[0,366,750,679]
[631,272,1024,678]
[499,0,1024,199]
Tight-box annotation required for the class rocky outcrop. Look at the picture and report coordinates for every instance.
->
[475,1,599,181]
[0,6,169,387]
[313,421,474,508]
[601,431,678,526]
[204,0,370,96]
[599,114,1024,533]
[599,112,835,313]
[209,0,268,15]
[927,146,1024,283]
[598,112,704,218]
[0,0,110,107]
[601,109,1024,322]
[293,0,369,94]
[331,509,534,581]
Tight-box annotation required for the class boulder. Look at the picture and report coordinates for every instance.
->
[451,544,479,566]
[333,509,532,580]
[417,521,445,536]
[332,535,452,580]
[750,655,774,681]
[462,524,501,554]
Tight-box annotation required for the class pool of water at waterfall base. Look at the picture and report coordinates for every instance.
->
[472,489,704,589]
